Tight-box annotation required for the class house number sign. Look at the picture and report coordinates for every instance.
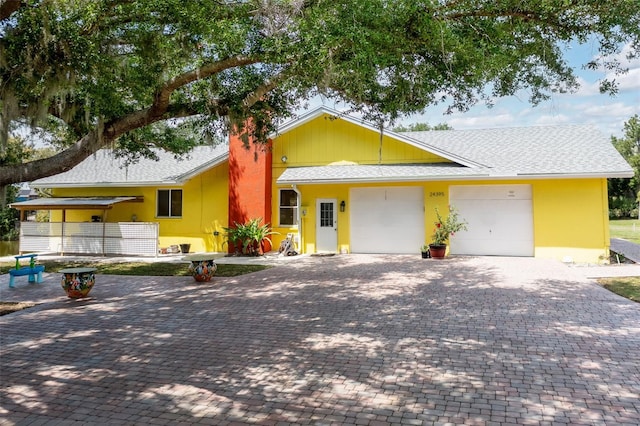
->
[429,191,445,198]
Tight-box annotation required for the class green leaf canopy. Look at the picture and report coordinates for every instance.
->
[1,0,638,185]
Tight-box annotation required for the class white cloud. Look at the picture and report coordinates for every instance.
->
[608,67,640,93]
[446,111,516,129]
[571,76,601,97]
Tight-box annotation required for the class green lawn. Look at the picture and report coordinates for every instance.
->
[609,219,640,244]
[0,260,269,277]
[598,277,640,303]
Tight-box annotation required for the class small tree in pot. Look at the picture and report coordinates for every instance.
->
[430,206,467,258]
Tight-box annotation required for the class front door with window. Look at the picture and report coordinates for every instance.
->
[316,199,337,253]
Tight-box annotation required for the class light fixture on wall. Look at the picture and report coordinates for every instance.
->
[340,200,346,212]
[281,155,288,163]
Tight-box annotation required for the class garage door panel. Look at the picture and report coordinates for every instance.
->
[350,187,424,254]
[451,236,533,256]
[450,185,533,257]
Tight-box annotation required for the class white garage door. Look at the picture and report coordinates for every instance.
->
[350,187,424,254]
[449,185,534,256]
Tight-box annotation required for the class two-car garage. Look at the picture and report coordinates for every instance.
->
[348,185,534,256]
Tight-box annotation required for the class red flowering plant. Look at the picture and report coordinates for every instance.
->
[431,206,467,246]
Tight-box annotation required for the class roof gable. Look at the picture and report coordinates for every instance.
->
[273,111,452,166]
[31,144,229,188]
[276,109,633,184]
[275,107,483,167]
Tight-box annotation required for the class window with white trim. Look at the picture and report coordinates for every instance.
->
[279,189,298,226]
[157,189,183,217]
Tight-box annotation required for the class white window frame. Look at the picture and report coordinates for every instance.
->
[156,189,183,218]
[279,189,298,227]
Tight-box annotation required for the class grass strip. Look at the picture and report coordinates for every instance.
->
[609,219,640,245]
[598,277,640,303]
[0,260,269,277]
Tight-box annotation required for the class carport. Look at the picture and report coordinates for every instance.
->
[9,196,158,256]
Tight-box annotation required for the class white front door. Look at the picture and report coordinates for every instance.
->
[316,199,337,253]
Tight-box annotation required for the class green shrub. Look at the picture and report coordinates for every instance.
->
[609,196,638,219]
[224,218,277,256]
[0,207,19,241]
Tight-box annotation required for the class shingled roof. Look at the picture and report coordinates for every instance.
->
[30,107,633,188]
[276,107,633,184]
[404,125,632,176]
[31,144,229,188]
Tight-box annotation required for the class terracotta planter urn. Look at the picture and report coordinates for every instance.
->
[428,244,447,259]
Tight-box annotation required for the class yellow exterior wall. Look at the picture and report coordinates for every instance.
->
[532,178,610,263]
[270,114,611,263]
[49,162,229,253]
[274,179,609,263]
[272,113,448,167]
[44,112,613,263]
[271,113,452,251]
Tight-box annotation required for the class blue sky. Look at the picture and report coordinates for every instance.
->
[318,41,639,138]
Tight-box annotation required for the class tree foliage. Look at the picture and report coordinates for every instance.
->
[609,115,640,217]
[1,0,639,186]
[393,122,453,132]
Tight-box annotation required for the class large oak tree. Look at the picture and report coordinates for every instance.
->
[1,0,639,187]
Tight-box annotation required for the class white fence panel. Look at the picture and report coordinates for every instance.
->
[19,222,159,256]
[104,223,158,256]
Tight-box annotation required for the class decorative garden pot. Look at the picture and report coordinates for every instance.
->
[183,253,218,282]
[428,244,447,259]
[60,267,97,298]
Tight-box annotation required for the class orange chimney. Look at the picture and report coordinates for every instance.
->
[227,131,273,253]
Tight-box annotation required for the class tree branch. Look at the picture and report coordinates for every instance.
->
[242,74,285,108]
[151,55,260,116]
[0,0,22,21]
[0,53,270,186]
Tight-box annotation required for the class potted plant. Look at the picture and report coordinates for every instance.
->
[430,206,467,259]
[223,218,277,256]
[420,244,431,259]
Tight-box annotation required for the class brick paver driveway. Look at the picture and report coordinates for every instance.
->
[1,255,639,425]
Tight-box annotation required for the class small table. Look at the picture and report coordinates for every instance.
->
[182,253,218,282]
[59,267,97,298]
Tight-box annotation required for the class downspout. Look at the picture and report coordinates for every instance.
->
[292,184,303,254]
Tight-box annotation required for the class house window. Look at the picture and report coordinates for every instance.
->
[157,189,182,217]
[279,189,298,226]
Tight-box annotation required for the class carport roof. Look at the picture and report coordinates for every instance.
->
[9,196,141,210]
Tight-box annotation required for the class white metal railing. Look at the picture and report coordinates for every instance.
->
[19,222,159,256]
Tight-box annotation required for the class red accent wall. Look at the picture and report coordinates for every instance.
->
[228,132,273,252]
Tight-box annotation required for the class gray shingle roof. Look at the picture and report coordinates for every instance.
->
[401,125,632,176]
[31,107,633,188]
[31,144,229,188]
[277,116,633,184]
[277,163,489,184]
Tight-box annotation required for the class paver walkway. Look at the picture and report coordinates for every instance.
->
[1,255,639,425]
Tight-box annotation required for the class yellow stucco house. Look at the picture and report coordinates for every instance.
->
[17,107,632,263]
